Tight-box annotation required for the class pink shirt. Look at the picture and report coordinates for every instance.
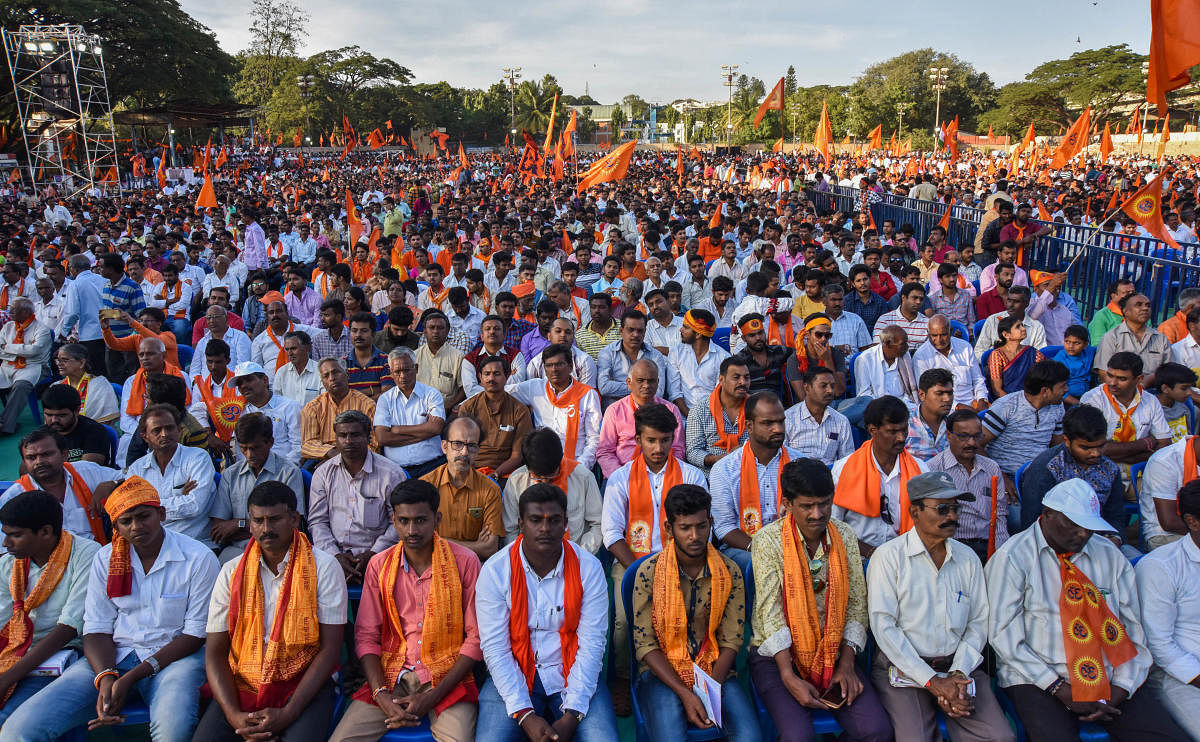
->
[354,540,483,685]
[596,396,685,477]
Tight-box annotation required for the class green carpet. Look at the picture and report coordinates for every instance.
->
[0,398,38,482]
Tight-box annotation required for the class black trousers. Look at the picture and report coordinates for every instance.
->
[1005,683,1189,742]
[190,681,335,742]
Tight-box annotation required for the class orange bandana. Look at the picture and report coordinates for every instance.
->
[509,537,582,691]
[651,543,731,686]
[737,444,789,537]
[780,514,848,692]
[0,532,74,707]
[708,386,745,452]
[9,318,33,370]
[104,476,161,598]
[1057,554,1137,702]
[545,381,589,461]
[683,310,715,338]
[832,441,923,535]
[626,453,682,558]
[15,463,107,544]
[194,372,245,442]
[227,532,320,711]
[1102,384,1141,443]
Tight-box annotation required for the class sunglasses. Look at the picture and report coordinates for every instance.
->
[921,502,963,516]
[811,331,832,339]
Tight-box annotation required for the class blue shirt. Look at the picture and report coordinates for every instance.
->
[1053,346,1095,399]
[845,290,890,334]
[101,276,147,337]
[60,273,105,342]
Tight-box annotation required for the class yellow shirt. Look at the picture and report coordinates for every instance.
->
[415,342,464,400]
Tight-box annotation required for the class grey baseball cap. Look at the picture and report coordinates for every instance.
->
[907,471,976,503]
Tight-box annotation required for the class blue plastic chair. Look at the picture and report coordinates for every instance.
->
[1015,461,1031,502]
[712,327,732,352]
[947,319,969,340]
[103,424,118,466]
[980,349,994,397]
[973,318,986,340]
[971,279,981,295]
[111,381,123,401]
[846,350,863,398]
[1186,396,1197,434]
[176,344,193,371]
[379,720,435,740]
[622,553,723,742]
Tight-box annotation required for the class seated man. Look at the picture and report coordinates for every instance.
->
[785,366,855,464]
[0,297,52,436]
[373,348,447,479]
[309,409,407,584]
[685,357,751,473]
[986,478,1188,742]
[301,357,377,466]
[209,412,306,563]
[458,355,532,479]
[122,373,212,468]
[187,338,241,464]
[1135,479,1200,740]
[1140,433,1200,549]
[631,484,760,742]
[0,476,219,741]
[126,402,218,545]
[39,384,112,466]
[853,325,919,409]
[1019,405,1128,541]
[0,491,101,724]
[749,458,890,742]
[501,429,603,553]
[330,478,483,742]
[981,360,1069,495]
[231,362,303,466]
[926,410,1011,563]
[512,318,598,390]
[867,472,1013,742]
[474,483,618,742]
[913,314,989,412]
[596,359,685,477]
[197,482,346,742]
[710,391,800,573]
[1080,351,1172,467]
[420,417,504,561]
[833,396,928,557]
[274,331,322,407]
[189,306,252,379]
[505,344,602,471]
[2,428,115,543]
[905,368,953,462]
[117,336,194,466]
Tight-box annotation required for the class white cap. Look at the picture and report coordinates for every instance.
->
[1042,479,1113,533]
[231,361,268,380]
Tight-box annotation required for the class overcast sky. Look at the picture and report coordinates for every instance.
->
[181,0,1152,104]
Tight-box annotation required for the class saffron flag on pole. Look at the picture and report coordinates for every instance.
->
[814,102,833,164]
[753,77,786,128]
[1050,108,1091,168]
[1147,0,1200,115]
[1156,114,1171,164]
[195,175,217,211]
[576,140,637,192]
[1100,121,1114,163]
[345,189,363,246]
[156,146,168,189]
[937,198,956,231]
[1119,167,1180,248]
[868,124,883,150]
[543,93,558,155]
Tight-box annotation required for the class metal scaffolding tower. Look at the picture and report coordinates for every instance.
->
[2,24,120,198]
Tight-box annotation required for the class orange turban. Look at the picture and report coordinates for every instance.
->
[512,281,536,298]
[105,476,162,598]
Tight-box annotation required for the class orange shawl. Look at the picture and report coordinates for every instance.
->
[781,514,848,692]
[509,537,582,691]
[708,386,745,452]
[124,363,189,417]
[426,286,450,310]
[227,532,320,711]
[738,444,789,537]
[9,318,34,369]
[265,323,294,371]
[626,453,682,558]
[104,476,160,598]
[768,317,795,348]
[545,381,589,461]
[0,532,74,707]
[832,440,923,535]
[651,543,731,686]
[1102,384,1141,443]
[1057,554,1137,702]
[15,463,107,544]
[1185,436,1197,488]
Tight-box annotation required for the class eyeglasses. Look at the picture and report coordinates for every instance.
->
[921,501,963,516]
[445,440,480,452]
[948,431,984,442]
[811,331,832,339]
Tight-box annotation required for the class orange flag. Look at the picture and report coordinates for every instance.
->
[1050,108,1091,168]
[562,110,578,157]
[987,124,994,140]
[1148,0,1200,115]
[345,189,363,245]
[753,77,786,128]
[367,129,385,149]
[1100,121,1114,163]
[1106,187,1121,213]
[1128,108,1141,135]
[1036,200,1052,221]
[675,144,685,178]
[937,198,956,230]
[1156,113,1171,164]
[868,124,883,150]
[561,229,572,254]
[156,147,168,189]
[772,137,784,152]
[293,127,303,148]
[543,93,558,154]
[576,140,637,192]
[814,101,833,164]
[215,146,228,169]
[195,175,217,211]
[1119,167,1180,248]
[709,201,723,229]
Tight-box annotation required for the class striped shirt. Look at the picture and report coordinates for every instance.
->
[710,444,801,540]
[924,448,1008,544]
[575,320,620,360]
[345,351,395,396]
[981,393,1064,475]
[101,276,147,336]
[872,308,930,346]
[929,288,976,328]
[684,399,749,472]
[784,401,854,464]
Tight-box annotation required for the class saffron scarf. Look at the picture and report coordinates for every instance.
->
[832,441,923,535]
[1185,436,1198,485]
[0,278,25,311]
[737,444,789,537]
[651,543,731,686]
[626,453,682,558]
[227,532,320,711]
[1057,554,1137,702]
[509,536,582,691]
[780,514,848,692]
[194,373,245,442]
[545,381,590,461]
[708,386,745,452]
[0,532,74,707]
[124,363,188,417]
[265,323,295,371]
[15,463,107,544]
[767,317,795,348]
[426,286,450,310]
[1102,384,1142,443]
[9,318,34,369]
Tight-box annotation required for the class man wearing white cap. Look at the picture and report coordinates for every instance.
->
[867,471,1012,742]
[985,478,1187,741]
[230,361,302,466]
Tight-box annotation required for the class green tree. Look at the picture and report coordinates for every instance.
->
[785,66,799,98]
[235,0,307,106]
[621,94,649,120]
[610,106,627,142]
[513,75,562,134]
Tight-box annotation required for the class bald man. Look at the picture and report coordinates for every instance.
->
[0,297,53,434]
[420,416,505,560]
[250,299,317,382]
[597,358,686,476]
[914,314,990,411]
[117,336,196,461]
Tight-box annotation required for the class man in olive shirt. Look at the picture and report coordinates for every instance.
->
[458,355,532,479]
[420,416,504,561]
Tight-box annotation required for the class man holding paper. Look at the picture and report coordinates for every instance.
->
[629,484,760,742]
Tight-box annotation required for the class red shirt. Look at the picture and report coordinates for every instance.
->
[974,289,1007,321]
[870,271,897,301]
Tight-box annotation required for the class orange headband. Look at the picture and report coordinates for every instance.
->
[105,476,161,599]
[683,310,715,337]
[738,317,764,334]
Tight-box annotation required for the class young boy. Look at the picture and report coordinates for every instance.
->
[1053,324,1095,406]
[1152,361,1197,441]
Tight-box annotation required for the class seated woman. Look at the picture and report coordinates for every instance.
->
[52,343,119,424]
[786,313,847,403]
[987,315,1043,398]
[341,285,369,323]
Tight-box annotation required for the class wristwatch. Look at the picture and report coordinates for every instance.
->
[144,655,161,675]
[566,709,585,724]
[237,519,246,529]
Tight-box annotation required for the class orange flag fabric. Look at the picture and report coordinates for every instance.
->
[814,102,833,164]
[195,175,217,211]
[543,93,558,154]
[1148,0,1200,115]
[1100,121,1114,163]
[753,77,786,129]
[1036,200,1052,221]
[937,198,956,231]
[345,189,363,246]
[562,110,578,158]
[292,127,303,148]
[1156,114,1171,165]
[1119,167,1180,248]
[1050,108,1091,168]
[576,140,637,193]
[868,124,883,150]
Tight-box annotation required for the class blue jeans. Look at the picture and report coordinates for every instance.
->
[476,675,618,742]
[165,318,191,347]
[836,395,871,431]
[636,671,762,742]
[0,649,206,742]
[719,543,753,576]
[0,675,53,726]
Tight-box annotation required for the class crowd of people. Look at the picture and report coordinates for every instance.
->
[0,141,1197,742]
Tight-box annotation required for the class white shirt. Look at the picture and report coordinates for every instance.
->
[1079,386,1170,443]
[600,457,708,553]
[448,304,487,345]
[832,450,928,547]
[84,528,218,662]
[665,341,730,409]
[34,295,65,335]
[273,358,322,407]
[1140,436,1195,543]
[251,323,318,382]
[853,344,918,408]
[206,545,348,634]
[202,271,240,304]
[0,536,99,641]
[190,328,253,378]
[0,317,52,387]
[505,379,602,470]
[1169,334,1200,381]
[1135,535,1200,684]
[913,338,990,406]
[240,394,303,465]
[373,382,446,466]
[867,529,988,686]
[784,401,855,464]
[0,461,119,542]
[125,445,217,544]
[644,316,683,352]
[476,540,609,716]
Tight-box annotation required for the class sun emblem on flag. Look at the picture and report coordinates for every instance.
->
[1133,195,1157,217]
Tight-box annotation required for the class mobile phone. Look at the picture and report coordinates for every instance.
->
[819,684,846,709]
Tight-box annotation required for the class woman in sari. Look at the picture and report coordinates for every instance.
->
[786,313,847,403]
[988,315,1044,398]
[52,343,119,424]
